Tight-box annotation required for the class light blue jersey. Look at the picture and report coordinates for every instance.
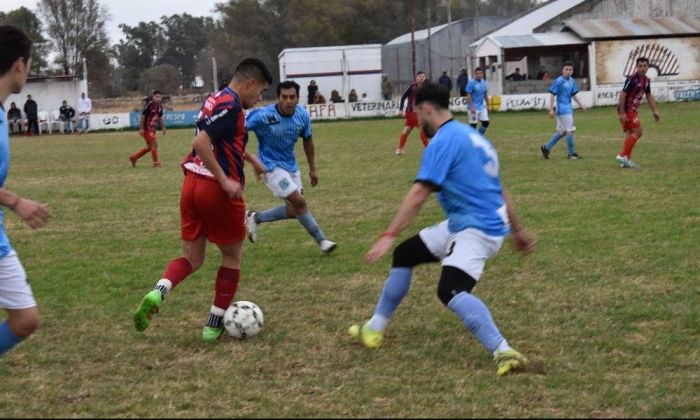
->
[416,119,509,236]
[246,104,312,173]
[0,107,13,257]
[549,76,579,115]
[466,78,488,112]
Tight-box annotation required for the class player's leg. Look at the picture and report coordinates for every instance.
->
[0,253,39,356]
[203,240,243,342]
[349,223,443,348]
[618,115,643,168]
[564,116,580,159]
[130,132,153,166]
[286,189,336,253]
[246,167,295,243]
[396,124,411,155]
[438,228,527,375]
[150,139,160,167]
[478,109,490,136]
[543,116,566,158]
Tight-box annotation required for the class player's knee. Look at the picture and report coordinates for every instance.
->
[636,128,643,138]
[481,121,490,129]
[10,311,40,338]
[437,266,476,306]
[392,235,436,268]
[288,196,307,214]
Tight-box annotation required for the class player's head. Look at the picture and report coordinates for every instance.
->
[415,82,450,138]
[276,80,300,116]
[474,67,484,80]
[0,25,33,95]
[62,100,67,106]
[232,58,273,109]
[10,102,16,108]
[416,71,426,84]
[152,90,162,103]
[562,61,574,78]
[636,57,650,76]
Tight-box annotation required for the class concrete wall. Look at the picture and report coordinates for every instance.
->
[3,78,88,119]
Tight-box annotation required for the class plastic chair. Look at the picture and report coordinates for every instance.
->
[37,111,51,134]
[50,110,65,133]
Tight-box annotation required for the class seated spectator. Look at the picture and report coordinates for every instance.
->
[59,100,76,134]
[506,67,525,81]
[7,102,23,134]
[330,89,344,103]
[313,91,326,104]
[348,89,358,103]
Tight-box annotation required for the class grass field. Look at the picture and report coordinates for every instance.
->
[0,102,698,418]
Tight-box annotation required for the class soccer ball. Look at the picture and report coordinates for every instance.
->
[223,301,264,339]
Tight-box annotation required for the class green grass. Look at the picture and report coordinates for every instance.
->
[0,102,698,418]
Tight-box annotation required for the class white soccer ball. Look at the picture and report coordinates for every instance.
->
[223,301,264,339]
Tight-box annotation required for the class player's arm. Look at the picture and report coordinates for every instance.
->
[243,151,267,180]
[465,88,475,113]
[0,188,51,230]
[573,94,586,112]
[366,182,434,264]
[139,114,146,135]
[159,114,167,135]
[302,136,318,186]
[192,130,242,199]
[399,86,411,115]
[502,188,534,255]
[548,93,556,118]
[646,91,660,122]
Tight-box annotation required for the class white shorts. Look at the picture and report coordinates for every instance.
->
[556,114,576,132]
[468,108,490,124]
[419,221,504,281]
[0,251,36,310]
[264,167,303,199]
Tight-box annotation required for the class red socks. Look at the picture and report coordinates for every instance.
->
[620,134,638,159]
[420,131,429,147]
[161,257,193,289]
[213,267,240,310]
[398,133,408,149]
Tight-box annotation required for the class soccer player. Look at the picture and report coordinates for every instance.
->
[0,25,52,357]
[540,61,586,160]
[129,90,166,168]
[245,81,337,254]
[465,67,490,136]
[133,58,273,342]
[349,82,535,376]
[396,71,428,155]
[616,57,660,169]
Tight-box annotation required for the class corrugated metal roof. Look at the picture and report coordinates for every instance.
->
[386,23,449,46]
[565,16,700,39]
[491,32,586,48]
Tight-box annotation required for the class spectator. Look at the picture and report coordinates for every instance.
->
[360,92,368,102]
[6,102,22,134]
[438,70,453,93]
[542,72,552,82]
[313,91,326,104]
[59,100,75,134]
[506,67,525,81]
[77,92,92,134]
[330,89,344,103]
[457,68,469,97]
[536,66,547,80]
[348,89,358,103]
[23,94,38,136]
[381,74,393,101]
[307,80,318,105]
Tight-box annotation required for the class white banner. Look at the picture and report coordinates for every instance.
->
[88,113,131,131]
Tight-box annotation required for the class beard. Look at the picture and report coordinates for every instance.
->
[422,124,435,139]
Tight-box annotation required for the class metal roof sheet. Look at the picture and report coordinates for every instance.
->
[565,16,700,39]
[491,31,586,48]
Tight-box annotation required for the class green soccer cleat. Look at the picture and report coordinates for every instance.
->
[202,326,224,342]
[348,322,383,349]
[133,290,162,332]
[494,349,529,376]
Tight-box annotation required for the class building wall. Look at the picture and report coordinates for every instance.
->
[4,79,88,118]
[537,0,700,32]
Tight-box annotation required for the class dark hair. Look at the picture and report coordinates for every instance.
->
[563,61,574,68]
[415,82,450,110]
[218,80,230,91]
[0,25,32,76]
[637,57,649,65]
[277,80,300,97]
[416,71,425,76]
[474,67,483,73]
[152,90,161,95]
[234,58,273,84]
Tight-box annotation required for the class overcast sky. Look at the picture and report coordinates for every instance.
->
[1,0,221,43]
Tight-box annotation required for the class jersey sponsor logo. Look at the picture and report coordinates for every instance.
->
[204,108,229,126]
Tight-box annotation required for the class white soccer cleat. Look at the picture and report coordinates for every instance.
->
[246,211,258,243]
[395,148,406,155]
[319,239,337,254]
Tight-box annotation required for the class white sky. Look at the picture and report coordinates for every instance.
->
[1,0,221,43]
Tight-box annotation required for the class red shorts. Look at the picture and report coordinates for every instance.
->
[405,112,419,128]
[142,130,156,144]
[621,113,642,132]
[180,172,246,244]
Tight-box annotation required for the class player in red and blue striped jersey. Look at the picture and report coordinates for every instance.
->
[396,71,429,155]
[616,57,660,169]
[129,90,166,168]
[133,58,273,342]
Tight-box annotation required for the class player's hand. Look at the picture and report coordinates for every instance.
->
[399,111,405,117]
[366,235,396,264]
[253,164,267,181]
[548,109,555,118]
[511,229,535,256]
[13,198,51,229]
[618,113,627,124]
[580,106,587,112]
[162,128,167,136]
[309,169,318,187]
[653,112,660,123]
[139,129,144,137]
[220,178,242,200]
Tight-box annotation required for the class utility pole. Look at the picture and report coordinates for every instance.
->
[212,55,218,92]
[427,1,432,80]
[447,0,454,80]
[410,0,416,80]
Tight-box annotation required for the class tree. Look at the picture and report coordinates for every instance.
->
[159,14,214,89]
[115,21,167,91]
[39,0,111,76]
[0,7,50,75]
[139,64,182,95]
